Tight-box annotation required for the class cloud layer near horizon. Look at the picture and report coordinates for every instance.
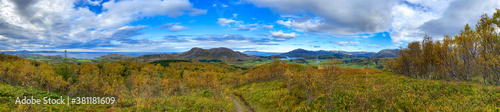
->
[1,0,499,52]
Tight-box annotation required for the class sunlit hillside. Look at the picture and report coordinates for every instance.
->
[2,0,500,111]
[2,53,500,111]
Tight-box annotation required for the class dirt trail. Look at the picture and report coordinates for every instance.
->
[229,95,244,112]
[229,94,255,112]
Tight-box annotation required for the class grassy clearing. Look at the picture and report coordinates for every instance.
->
[76,59,91,63]
[243,59,273,65]
[239,58,375,69]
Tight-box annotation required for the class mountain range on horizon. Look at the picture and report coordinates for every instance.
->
[3,47,399,61]
[278,48,377,57]
[133,47,399,62]
[3,47,392,55]
[135,47,257,62]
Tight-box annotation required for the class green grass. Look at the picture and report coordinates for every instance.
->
[238,58,377,69]
[287,59,377,69]
[235,70,500,111]
[337,63,375,68]
[76,59,92,63]
[156,90,234,111]
[112,89,234,111]
[243,59,273,65]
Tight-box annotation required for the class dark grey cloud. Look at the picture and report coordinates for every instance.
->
[11,0,38,16]
[419,0,500,37]
[12,0,36,9]
[390,0,500,44]
[247,0,397,35]
[0,20,31,40]
[0,0,206,51]
[0,19,47,50]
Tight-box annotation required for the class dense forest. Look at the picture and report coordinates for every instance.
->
[0,52,348,111]
[388,9,500,85]
[0,53,240,111]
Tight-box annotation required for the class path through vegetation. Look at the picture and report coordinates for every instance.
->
[229,95,244,112]
[229,94,254,112]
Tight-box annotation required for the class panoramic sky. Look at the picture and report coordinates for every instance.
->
[1,0,500,52]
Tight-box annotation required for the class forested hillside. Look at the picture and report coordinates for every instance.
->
[280,48,375,58]
[3,52,500,111]
[388,9,500,85]
[135,47,257,62]
[372,49,399,58]
[0,53,240,111]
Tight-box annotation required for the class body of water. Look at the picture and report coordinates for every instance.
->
[246,53,281,56]
[280,56,299,60]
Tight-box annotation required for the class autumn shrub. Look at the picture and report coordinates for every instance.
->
[390,9,500,85]
[0,55,69,93]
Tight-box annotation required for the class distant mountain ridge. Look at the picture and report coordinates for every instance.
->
[280,48,376,58]
[181,47,250,59]
[281,48,336,57]
[96,54,133,61]
[135,48,388,62]
[136,47,256,62]
[372,49,399,58]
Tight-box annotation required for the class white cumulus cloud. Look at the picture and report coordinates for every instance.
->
[0,0,206,51]
[270,30,297,40]
[217,18,241,26]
